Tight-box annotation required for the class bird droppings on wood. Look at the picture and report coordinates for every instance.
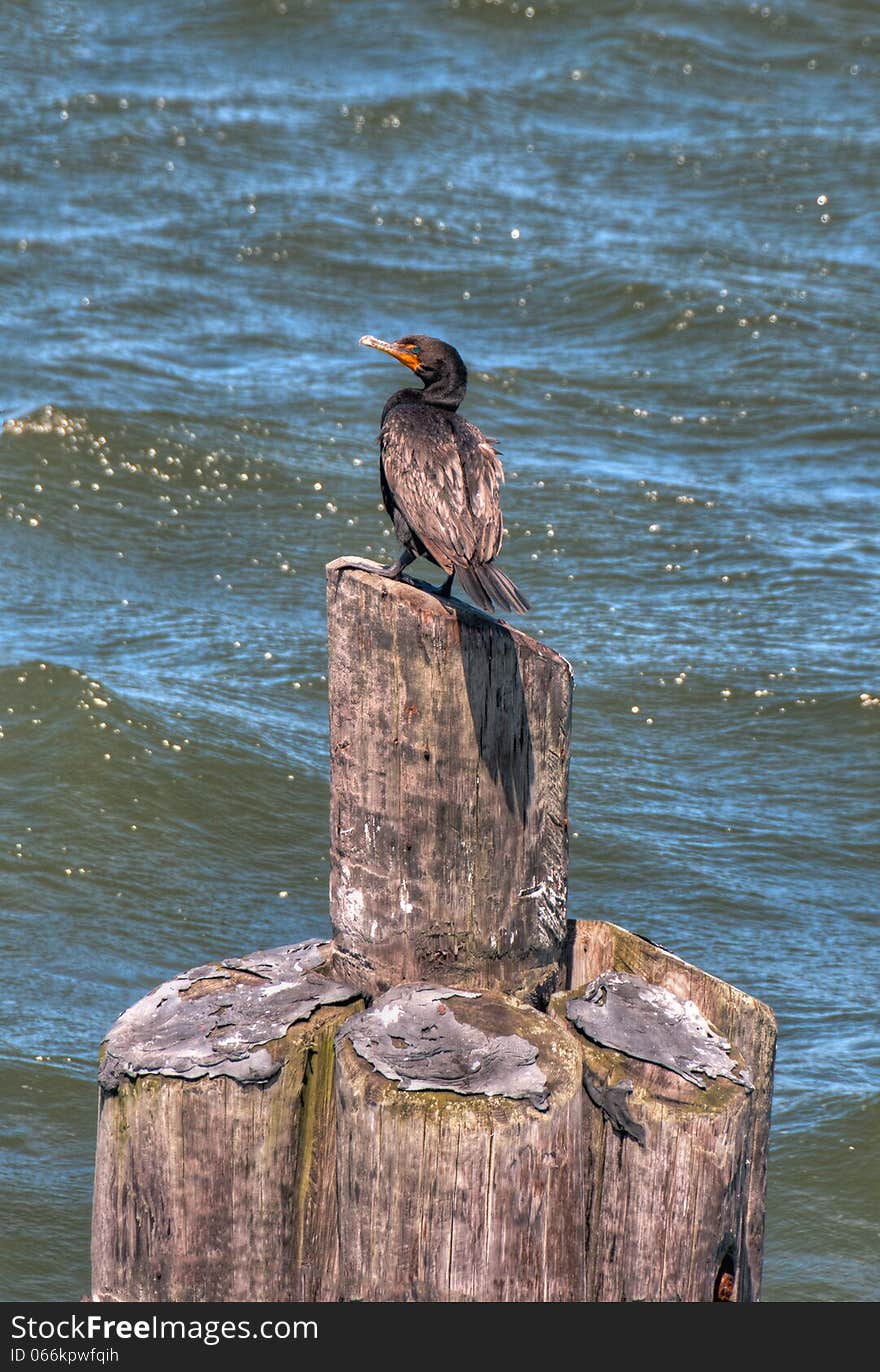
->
[337,984,551,1111]
[98,940,360,1090]
[567,970,754,1091]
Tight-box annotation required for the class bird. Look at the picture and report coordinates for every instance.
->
[358,333,530,615]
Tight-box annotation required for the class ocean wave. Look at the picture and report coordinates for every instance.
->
[0,658,329,869]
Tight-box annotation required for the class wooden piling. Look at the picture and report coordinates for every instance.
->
[90,942,361,1301]
[326,559,573,998]
[90,561,776,1304]
[556,919,776,1301]
[334,984,586,1301]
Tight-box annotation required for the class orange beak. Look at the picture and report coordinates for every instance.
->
[359,335,421,373]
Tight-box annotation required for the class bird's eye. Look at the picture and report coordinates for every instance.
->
[411,346,421,357]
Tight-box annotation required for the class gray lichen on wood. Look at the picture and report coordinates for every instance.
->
[99,940,359,1090]
[567,970,754,1090]
[337,984,550,1110]
[581,1069,645,1144]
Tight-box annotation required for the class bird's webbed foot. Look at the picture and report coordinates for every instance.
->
[376,549,417,580]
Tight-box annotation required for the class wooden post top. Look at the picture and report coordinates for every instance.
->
[98,941,360,1092]
[325,557,573,675]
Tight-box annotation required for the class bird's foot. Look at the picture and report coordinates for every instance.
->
[375,550,417,580]
[330,553,415,580]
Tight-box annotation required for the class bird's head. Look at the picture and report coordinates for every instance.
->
[359,333,467,408]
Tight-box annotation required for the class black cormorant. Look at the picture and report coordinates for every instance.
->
[359,333,530,615]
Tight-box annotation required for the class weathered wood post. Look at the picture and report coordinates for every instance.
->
[91,941,361,1301]
[325,559,572,1000]
[334,985,587,1301]
[90,559,775,1303]
[557,920,776,1302]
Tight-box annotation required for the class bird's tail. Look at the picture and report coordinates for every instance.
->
[456,560,531,615]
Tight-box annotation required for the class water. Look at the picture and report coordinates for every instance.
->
[1,0,877,1302]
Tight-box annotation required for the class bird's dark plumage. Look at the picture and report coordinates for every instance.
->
[359,333,530,615]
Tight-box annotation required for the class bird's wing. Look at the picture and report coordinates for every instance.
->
[380,407,504,570]
[453,415,505,563]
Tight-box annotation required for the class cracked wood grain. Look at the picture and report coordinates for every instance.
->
[554,920,776,1302]
[334,985,586,1300]
[91,942,363,1301]
[326,559,573,996]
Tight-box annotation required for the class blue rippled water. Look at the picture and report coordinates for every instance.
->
[1,0,877,1301]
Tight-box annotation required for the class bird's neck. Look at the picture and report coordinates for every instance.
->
[419,378,465,410]
[383,387,464,420]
